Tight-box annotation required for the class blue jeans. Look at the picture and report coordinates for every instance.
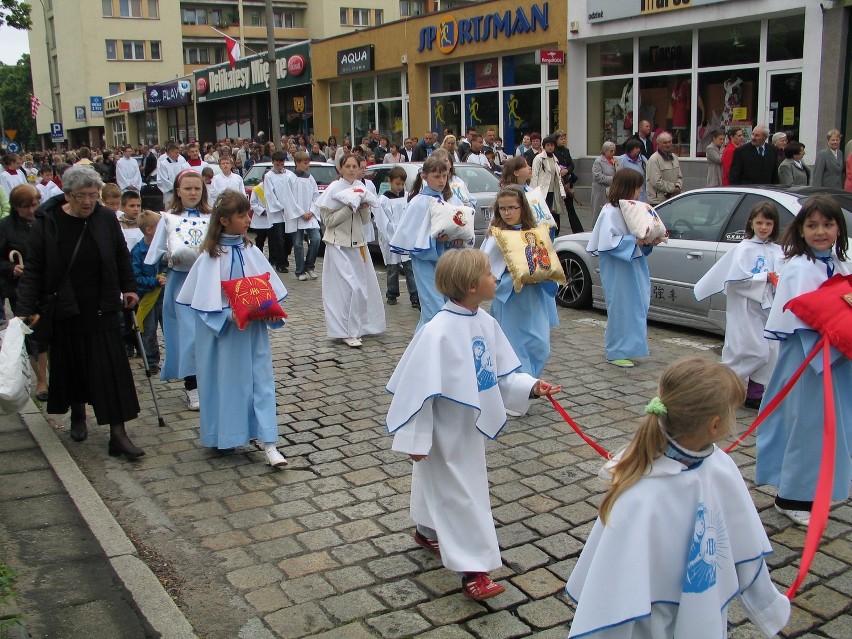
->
[387,260,418,302]
[141,293,164,366]
[268,223,294,268]
[294,227,321,275]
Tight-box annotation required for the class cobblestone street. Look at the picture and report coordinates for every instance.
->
[35,257,852,639]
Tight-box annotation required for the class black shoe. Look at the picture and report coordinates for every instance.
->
[35,390,49,402]
[411,300,421,310]
[275,265,289,273]
[70,420,88,442]
[108,437,145,460]
[743,397,762,410]
[387,297,397,305]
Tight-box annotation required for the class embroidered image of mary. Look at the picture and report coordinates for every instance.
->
[749,255,766,274]
[472,337,497,392]
[683,503,728,593]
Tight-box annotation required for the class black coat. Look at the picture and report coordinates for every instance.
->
[411,142,437,162]
[729,143,779,186]
[15,195,136,321]
[626,133,654,160]
[0,213,34,303]
[143,151,157,180]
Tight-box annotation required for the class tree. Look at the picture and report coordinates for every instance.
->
[0,54,38,148]
[0,0,31,29]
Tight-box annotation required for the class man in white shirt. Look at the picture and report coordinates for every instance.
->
[464,135,490,168]
[401,138,414,161]
[156,142,190,209]
[115,145,143,192]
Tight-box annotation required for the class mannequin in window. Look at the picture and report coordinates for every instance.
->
[670,77,689,145]
[621,81,634,136]
[722,75,743,125]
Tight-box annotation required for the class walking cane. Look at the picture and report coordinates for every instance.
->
[128,306,166,428]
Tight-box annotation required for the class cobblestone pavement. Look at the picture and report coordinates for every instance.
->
[44,256,852,639]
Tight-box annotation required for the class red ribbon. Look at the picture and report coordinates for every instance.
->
[548,395,611,459]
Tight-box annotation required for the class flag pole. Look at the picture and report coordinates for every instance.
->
[238,0,245,63]
[210,27,260,57]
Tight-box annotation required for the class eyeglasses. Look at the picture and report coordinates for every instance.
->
[68,192,99,202]
[498,205,522,213]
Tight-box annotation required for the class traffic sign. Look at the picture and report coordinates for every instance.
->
[7,142,20,153]
[50,122,65,142]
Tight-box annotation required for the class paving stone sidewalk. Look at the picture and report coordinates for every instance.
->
[24,253,852,639]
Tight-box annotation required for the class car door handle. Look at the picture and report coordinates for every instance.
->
[686,251,704,260]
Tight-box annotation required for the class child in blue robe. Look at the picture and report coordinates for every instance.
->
[176,190,289,467]
[586,169,662,368]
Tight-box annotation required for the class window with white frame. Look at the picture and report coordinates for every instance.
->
[400,0,424,16]
[352,8,369,26]
[182,8,207,25]
[102,0,113,17]
[339,8,348,25]
[123,40,145,60]
[330,73,407,148]
[108,82,121,95]
[147,0,158,18]
[274,11,295,28]
[183,47,210,65]
[119,0,142,18]
[105,40,117,60]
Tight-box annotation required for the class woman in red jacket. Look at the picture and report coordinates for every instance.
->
[721,127,744,186]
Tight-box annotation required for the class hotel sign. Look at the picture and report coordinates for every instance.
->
[587,0,732,23]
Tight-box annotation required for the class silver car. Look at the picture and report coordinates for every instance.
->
[554,187,852,335]
[364,162,500,247]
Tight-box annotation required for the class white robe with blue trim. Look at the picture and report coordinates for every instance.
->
[176,237,288,449]
[387,301,536,572]
[566,449,789,639]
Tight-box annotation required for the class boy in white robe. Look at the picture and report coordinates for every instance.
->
[115,145,143,192]
[209,156,244,203]
[376,166,419,307]
[387,248,561,601]
[36,165,62,203]
[289,151,321,281]
[156,143,190,209]
[262,151,297,273]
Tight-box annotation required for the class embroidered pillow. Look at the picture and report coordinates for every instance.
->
[428,199,475,243]
[165,215,209,268]
[492,225,567,293]
[332,185,378,211]
[785,274,852,358]
[524,187,557,229]
[221,272,287,330]
[619,199,668,242]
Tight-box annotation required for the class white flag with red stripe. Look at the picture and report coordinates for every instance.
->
[225,36,241,69]
[30,95,41,119]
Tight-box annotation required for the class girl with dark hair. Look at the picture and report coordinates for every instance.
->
[694,202,784,407]
[586,169,662,367]
[757,195,852,526]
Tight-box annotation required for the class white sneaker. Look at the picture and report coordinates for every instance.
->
[186,388,200,411]
[343,337,362,347]
[775,504,810,527]
[505,409,522,417]
[307,270,318,280]
[265,448,288,468]
[297,273,308,281]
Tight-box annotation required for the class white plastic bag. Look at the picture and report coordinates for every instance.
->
[0,318,33,414]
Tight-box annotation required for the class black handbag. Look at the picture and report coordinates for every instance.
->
[33,222,87,342]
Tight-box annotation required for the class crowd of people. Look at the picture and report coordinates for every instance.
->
[0,120,850,636]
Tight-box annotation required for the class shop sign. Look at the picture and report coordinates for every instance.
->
[587,0,731,23]
[337,45,374,75]
[538,49,564,64]
[146,80,192,108]
[418,2,549,53]
[104,96,123,116]
[127,97,145,113]
[90,96,104,117]
[194,42,311,103]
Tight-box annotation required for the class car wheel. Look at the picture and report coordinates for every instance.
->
[556,251,592,309]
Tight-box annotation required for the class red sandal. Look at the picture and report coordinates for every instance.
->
[413,531,440,555]
[461,572,505,601]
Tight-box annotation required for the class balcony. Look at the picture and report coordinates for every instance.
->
[181,24,308,41]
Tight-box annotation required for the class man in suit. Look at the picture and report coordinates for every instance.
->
[728,124,778,185]
[401,138,414,161]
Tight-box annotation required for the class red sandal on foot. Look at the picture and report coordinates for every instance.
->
[413,531,440,555]
[461,573,505,601]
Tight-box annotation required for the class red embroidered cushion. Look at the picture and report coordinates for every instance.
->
[221,272,287,330]
[784,274,852,358]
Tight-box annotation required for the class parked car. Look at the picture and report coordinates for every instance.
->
[241,161,338,197]
[364,162,500,248]
[139,164,223,212]
[554,186,852,335]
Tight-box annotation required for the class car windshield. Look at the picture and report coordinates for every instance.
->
[243,166,267,187]
[243,164,338,188]
[309,165,339,187]
[453,166,500,193]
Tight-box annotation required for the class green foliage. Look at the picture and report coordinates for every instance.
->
[0,0,31,30]
[0,53,38,150]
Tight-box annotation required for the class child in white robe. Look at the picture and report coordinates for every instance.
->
[694,202,784,408]
[756,195,852,527]
[566,357,790,638]
[176,190,289,467]
[289,151,321,281]
[208,156,244,203]
[387,248,562,601]
[36,165,63,204]
[261,151,297,273]
[314,153,386,347]
[375,166,419,307]
[145,170,211,409]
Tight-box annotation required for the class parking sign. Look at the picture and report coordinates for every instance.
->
[50,122,64,142]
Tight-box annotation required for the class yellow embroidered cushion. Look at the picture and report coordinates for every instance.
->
[492,225,567,293]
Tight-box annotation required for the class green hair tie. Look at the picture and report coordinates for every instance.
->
[644,397,667,416]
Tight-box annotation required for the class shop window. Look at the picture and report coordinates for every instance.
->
[102,0,113,17]
[377,74,402,100]
[547,64,558,82]
[464,58,498,90]
[352,9,369,26]
[147,0,158,19]
[431,96,461,138]
[503,87,542,151]
[123,40,145,60]
[587,38,632,77]
[587,78,633,155]
[698,22,759,67]
[105,40,117,60]
[353,104,373,142]
[465,93,499,136]
[503,53,539,87]
[150,41,161,60]
[639,31,691,73]
[330,80,351,104]
[638,76,692,155]
[351,76,375,102]
[768,14,804,62]
[430,64,460,93]
[378,99,402,145]
[697,68,759,146]
[331,105,353,142]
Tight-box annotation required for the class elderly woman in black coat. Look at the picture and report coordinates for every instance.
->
[0,184,50,399]
[15,165,144,459]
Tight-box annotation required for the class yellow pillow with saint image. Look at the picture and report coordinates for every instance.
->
[492,224,566,293]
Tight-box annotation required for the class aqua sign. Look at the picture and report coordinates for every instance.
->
[417,2,549,53]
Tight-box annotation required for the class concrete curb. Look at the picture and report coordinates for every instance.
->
[19,401,197,639]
